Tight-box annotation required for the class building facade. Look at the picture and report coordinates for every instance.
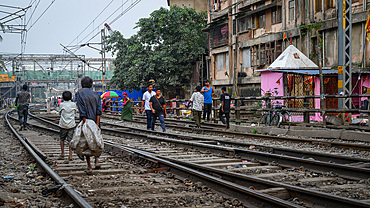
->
[167,0,208,12]
[205,0,370,97]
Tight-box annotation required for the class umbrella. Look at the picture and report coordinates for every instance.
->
[101,91,120,98]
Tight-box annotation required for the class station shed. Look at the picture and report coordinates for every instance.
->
[257,45,370,122]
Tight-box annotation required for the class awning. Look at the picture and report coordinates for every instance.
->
[256,69,337,75]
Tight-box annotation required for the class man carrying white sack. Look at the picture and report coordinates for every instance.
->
[72,76,104,175]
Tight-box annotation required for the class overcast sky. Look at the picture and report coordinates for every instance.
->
[0,0,168,58]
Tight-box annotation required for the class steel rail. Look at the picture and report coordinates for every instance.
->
[102,114,370,151]
[106,140,370,208]
[25,115,301,207]
[103,127,370,180]
[99,120,370,165]
[5,112,92,208]
[29,113,370,180]
[103,141,303,208]
[27,112,370,208]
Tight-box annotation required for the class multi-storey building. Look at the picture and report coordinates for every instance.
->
[205,0,370,97]
[167,0,208,12]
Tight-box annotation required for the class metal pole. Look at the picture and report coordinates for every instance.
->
[317,31,326,126]
[101,29,106,92]
[337,0,352,122]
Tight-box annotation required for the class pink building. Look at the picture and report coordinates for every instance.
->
[258,45,370,122]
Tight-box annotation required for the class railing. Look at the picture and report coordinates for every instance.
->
[105,93,370,128]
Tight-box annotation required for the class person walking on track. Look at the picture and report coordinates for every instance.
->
[141,84,156,130]
[121,92,133,120]
[201,80,214,123]
[15,84,30,131]
[58,91,77,161]
[188,86,204,128]
[150,89,167,132]
[219,87,231,130]
[75,76,102,174]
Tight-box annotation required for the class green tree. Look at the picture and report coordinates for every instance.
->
[106,6,207,91]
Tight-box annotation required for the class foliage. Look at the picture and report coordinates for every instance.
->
[106,6,208,91]
[299,21,322,36]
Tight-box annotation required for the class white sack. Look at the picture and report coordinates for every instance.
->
[71,119,104,157]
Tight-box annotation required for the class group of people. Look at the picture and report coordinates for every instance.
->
[140,80,231,131]
[188,80,231,129]
[13,77,229,174]
[15,77,102,174]
[0,97,15,108]
[141,84,167,132]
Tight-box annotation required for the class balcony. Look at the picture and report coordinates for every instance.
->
[238,0,264,10]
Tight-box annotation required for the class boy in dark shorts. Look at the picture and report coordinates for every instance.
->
[59,91,77,160]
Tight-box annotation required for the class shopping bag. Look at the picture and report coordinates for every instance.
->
[71,120,104,157]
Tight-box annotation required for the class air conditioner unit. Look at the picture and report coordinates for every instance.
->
[214,3,220,11]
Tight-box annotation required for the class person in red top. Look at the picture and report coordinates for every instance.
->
[58,97,62,106]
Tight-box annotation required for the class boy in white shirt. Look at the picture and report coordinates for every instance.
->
[58,91,77,161]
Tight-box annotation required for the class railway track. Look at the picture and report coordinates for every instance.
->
[5,112,248,207]
[102,114,370,152]
[25,111,370,207]
[4,111,303,208]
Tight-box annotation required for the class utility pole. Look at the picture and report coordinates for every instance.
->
[101,28,107,92]
[338,0,352,122]
[317,31,326,126]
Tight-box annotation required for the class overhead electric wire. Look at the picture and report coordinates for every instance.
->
[71,0,141,54]
[67,0,116,46]
[74,0,131,46]
[26,0,41,27]
[28,0,56,31]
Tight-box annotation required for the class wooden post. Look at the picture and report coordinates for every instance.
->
[303,97,309,124]
[236,98,240,125]
[213,99,218,123]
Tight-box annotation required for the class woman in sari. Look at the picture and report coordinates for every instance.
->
[121,92,133,120]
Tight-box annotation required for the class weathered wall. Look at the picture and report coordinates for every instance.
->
[351,23,363,65]
[169,0,207,12]
[324,29,337,67]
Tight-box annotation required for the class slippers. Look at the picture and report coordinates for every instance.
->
[84,170,93,175]
[67,158,73,161]
[58,155,65,158]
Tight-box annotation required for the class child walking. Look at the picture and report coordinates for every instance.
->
[59,91,77,160]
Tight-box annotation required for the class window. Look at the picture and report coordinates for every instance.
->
[260,45,266,65]
[242,48,251,68]
[238,17,246,32]
[216,53,224,71]
[258,13,265,28]
[314,0,322,12]
[238,16,252,32]
[272,6,282,24]
[325,0,334,8]
[289,0,295,21]
[225,53,229,71]
[247,17,251,29]
[252,15,257,29]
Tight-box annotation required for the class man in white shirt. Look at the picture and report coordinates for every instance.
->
[141,84,156,130]
[188,86,204,128]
